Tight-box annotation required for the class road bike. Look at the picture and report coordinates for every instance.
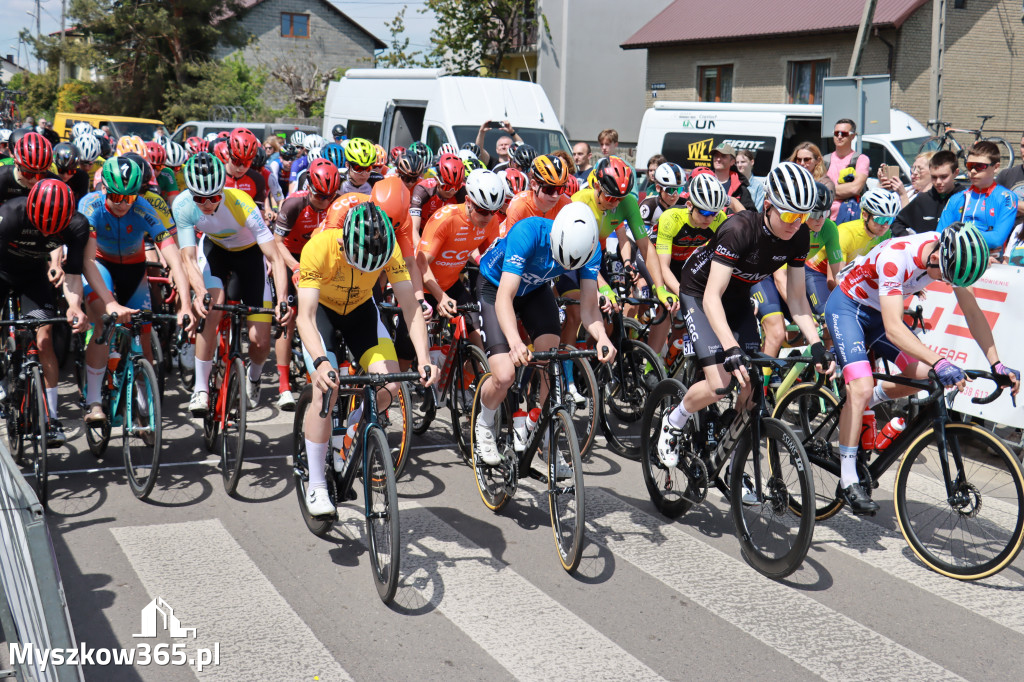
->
[919,115,1015,169]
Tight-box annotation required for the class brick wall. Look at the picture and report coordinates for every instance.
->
[218,0,379,110]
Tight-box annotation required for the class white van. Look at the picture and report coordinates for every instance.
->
[323,68,571,159]
[635,102,932,186]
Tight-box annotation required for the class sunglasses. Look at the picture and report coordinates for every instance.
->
[348,163,371,173]
[470,202,498,217]
[778,210,808,224]
[399,174,419,184]
[659,186,681,195]
[694,207,718,217]
[312,192,335,203]
[107,192,137,205]
[870,215,895,226]
[795,156,817,163]
[17,168,47,180]
[536,184,561,196]
[192,193,223,205]
[966,161,991,172]
[229,155,250,167]
[599,191,623,205]
[833,131,853,138]
[808,209,830,221]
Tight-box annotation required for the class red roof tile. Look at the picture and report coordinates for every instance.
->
[622,0,928,49]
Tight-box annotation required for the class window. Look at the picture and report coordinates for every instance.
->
[281,13,309,38]
[787,59,830,104]
[426,126,449,153]
[698,65,733,103]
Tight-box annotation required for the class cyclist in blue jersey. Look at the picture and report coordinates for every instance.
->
[473,203,616,466]
[937,141,1018,252]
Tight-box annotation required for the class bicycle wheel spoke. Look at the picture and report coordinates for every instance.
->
[123,360,161,499]
[548,409,585,572]
[363,427,400,603]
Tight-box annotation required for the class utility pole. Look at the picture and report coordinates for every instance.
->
[59,0,67,86]
[930,0,946,125]
[848,0,879,76]
[35,0,41,73]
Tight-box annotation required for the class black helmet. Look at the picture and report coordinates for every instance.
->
[331,123,346,139]
[279,143,298,161]
[122,152,153,188]
[97,134,112,159]
[812,182,835,213]
[53,142,80,173]
[461,142,482,157]
[251,146,267,170]
[511,143,537,171]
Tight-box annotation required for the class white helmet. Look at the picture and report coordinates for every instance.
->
[290,130,307,146]
[457,148,478,163]
[465,169,505,211]
[765,161,818,213]
[307,146,324,161]
[204,132,220,144]
[687,172,728,213]
[303,134,325,151]
[859,187,902,219]
[71,121,94,140]
[438,142,458,157]
[164,141,188,167]
[0,129,11,143]
[550,202,599,270]
[654,162,685,189]
[73,133,102,163]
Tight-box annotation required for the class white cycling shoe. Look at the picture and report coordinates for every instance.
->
[305,486,335,517]
[657,413,682,468]
[474,419,502,466]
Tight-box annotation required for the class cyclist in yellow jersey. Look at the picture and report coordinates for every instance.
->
[296,202,437,516]
[836,187,901,263]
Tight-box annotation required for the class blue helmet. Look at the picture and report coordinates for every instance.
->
[320,142,346,169]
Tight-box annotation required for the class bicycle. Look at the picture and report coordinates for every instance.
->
[772,367,1024,580]
[919,115,1015,169]
[640,352,817,579]
[470,346,600,572]
[292,367,427,604]
[409,302,489,464]
[0,87,22,129]
[0,297,69,508]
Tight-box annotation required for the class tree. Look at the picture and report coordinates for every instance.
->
[378,6,424,69]
[161,55,269,127]
[6,71,59,120]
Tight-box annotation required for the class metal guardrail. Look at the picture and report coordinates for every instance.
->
[0,443,83,681]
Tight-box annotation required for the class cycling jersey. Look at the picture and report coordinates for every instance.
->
[63,169,91,204]
[297,228,410,316]
[156,168,178,198]
[289,155,309,183]
[0,196,90,277]
[418,203,499,291]
[172,188,274,251]
[478,216,601,297]
[655,207,727,262]
[225,168,267,206]
[837,231,938,311]
[803,219,842,274]
[0,166,59,205]
[409,178,465,221]
[678,210,810,304]
[504,191,570,231]
[639,193,685,233]
[836,218,889,263]
[274,191,328,256]
[571,188,647,246]
[316,192,416,265]
[78,192,175,265]
[938,183,1017,250]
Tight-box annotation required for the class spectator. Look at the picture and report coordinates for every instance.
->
[891,150,962,237]
[638,154,666,195]
[551,149,576,176]
[264,136,282,162]
[23,116,35,130]
[826,118,870,222]
[598,128,618,157]
[735,149,765,210]
[996,131,1024,221]
[153,126,168,143]
[475,120,522,169]
[36,119,60,146]
[710,142,754,213]
[937,141,1018,253]
[878,151,934,208]
[572,142,593,180]
[788,142,830,182]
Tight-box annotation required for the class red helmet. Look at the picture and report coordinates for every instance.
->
[504,168,529,196]
[307,158,341,196]
[228,127,259,164]
[185,136,206,154]
[212,140,230,166]
[436,153,466,192]
[145,141,166,168]
[27,179,75,236]
[390,145,406,162]
[371,175,411,226]
[562,174,581,197]
[14,132,53,172]
[593,156,634,198]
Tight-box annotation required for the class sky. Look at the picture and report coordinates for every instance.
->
[0,0,438,72]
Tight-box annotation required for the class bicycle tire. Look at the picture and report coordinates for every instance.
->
[983,136,1016,169]
[894,422,1024,580]
[730,417,815,579]
[916,135,950,159]
[639,378,696,518]
[547,408,586,572]
[771,383,845,520]
[449,343,489,464]
[469,373,512,511]
[379,380,411,478]
[410,382,436,435]
[4,359,23,462]
[602,339,666,459]
[149,331,165,400]
[28,367,49,508]
[220,357,247,495]
[123,359,161,499]
[363,425,401,604]
[203,361,223,453]
[292,388,336,537]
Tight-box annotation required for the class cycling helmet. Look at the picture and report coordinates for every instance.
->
[765,161,817,213]
[940,222,989,288]
[531,154,568,187]
[74,133,101,164]
[462,157,487,173]
[592,156,634,198]
[204,132,220,144]
[303,134,325,152]
[461,142,482,157]
[654,162,685,189]
[436,153,466,191]
[344,202,395,273]
[278,143,298,161]
[344,137,376,168]
[0,129,10,144]
[438,142,458,157]
[457,149,478,164]
[370,175,411,226]
[686,173,728,213]
[122,152,152,188]
[859,187,902,219]
[396,151,425,178]
[510,143,537,171]
[185,136,206,155]
[408,141,434,168]
[390,145,406,162]
[465,169,505,212]
[251,146,267,170]
[145,141,166,168]
[27,179,75,236]
[13,132,53,172]
[183,152,226,196]
[812,181,835,213]
[96,134,112,159]
[116,135,147,158]
[308,158,341,196]
[320,142,346,169]
[562,174,581,197]
[211,140,230,166]
[164,141,188,168]
[373,143,387,170]
[499,168,529,200]
[101,156,143,195]
[290,130,307,146]
[307,146,323,162]
[71,121,94,140]
[550,202,599,270]
[331,123,346,139]
[53,143,80,173]
[228,127,260,164]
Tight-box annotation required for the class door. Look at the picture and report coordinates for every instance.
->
[381,102,397,151]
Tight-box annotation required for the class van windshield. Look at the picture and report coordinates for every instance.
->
[110,122,161,140]
[452,126,571,160]
[891,136,934,161]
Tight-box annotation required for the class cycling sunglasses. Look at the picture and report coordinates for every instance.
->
[833,130,853,139]
[229,155,251,167]
[659,185,681,195]
[778,210,808,224]
[192,193,223,205]
[536,184,561,196]
[348,163,372,173]
[599,190,623,205]
[312,191,335,203]
[470,201,498,217]
[694,207,717,218]
[399,173,419,184]
[871,215,895,226]
[965,161,991,172]
[17,167,47,180]
[808,209,830,221]
[107,192,137,205]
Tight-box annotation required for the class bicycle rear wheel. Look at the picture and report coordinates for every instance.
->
[123,358,161,500]
[363,425,401,604]
[602,340,665,459]
[293,388,335,537]
[220,358,248,495]
[730,417,815,579]
[410,382,436,435]
[894,423,1024,580]
[984,136,1015,169]
[547,408,586,572]
[469,374,513,511]
[449,343,489,464]
[28,367,49,508]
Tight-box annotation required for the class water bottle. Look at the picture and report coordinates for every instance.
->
[512,410,528,452]
[860,409,877,451]
[875,417,906,450]
[108,350,121,390]
[525,408,541,440]
[665,338,685,367]
[330,406,347,473]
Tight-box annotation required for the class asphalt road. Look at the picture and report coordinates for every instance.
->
[6,371,1024,681]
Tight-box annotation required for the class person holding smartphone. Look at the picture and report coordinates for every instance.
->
[475,120,523,170]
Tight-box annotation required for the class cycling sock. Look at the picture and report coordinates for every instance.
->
[562,360,575,386]
[868,384,891,408]
[479,403,497,427]
[277,365,290,392]
[248,361,264,382]
[305,439,328,490]
[45,387,58,417]
[839,444,859,488]
[667,400,693,429]
[86,366,104,405]
[194,358,213,394]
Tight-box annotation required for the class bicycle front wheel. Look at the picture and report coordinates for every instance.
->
[894,423,1024,580]
[449,343,489,464]
[363,425,401,604]
[639,378,699,518]
[122,358,161,500]
[730,417,815,580]
[378,380,411,479]
[28,366,49,508]
[469,373,512,512]
[220,358,248,495]
[547,408,586,572]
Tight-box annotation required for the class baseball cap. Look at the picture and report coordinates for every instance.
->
[712,142,737,157]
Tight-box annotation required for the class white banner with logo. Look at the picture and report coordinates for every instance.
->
[914,263,1024,428]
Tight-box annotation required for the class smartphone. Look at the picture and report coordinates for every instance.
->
[882,165,900,181]
[487,121,502,130]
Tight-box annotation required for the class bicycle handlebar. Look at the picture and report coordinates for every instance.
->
[530,347,605,361]
[714,351,832,395]
[334,367,430,386]
[0,316,71,330]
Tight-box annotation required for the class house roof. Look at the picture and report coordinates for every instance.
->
[226,0,387,49]
[621,0,928,49]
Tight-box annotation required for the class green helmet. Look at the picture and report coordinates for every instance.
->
[101,156,143,195]
[343,202,395,273]
[183,152,226,196]
[939,222,989,288]
[408,141,434,168]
